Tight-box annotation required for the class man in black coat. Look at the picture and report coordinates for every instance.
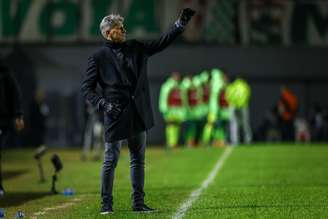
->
[0,58,24,196]
[81,8,195,214]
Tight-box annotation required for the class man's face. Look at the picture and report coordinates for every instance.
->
[107,23,126,43]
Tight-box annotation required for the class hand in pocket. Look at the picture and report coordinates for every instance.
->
[103,102,122,120]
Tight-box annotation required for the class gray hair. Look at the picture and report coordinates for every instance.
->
[100,14,124,39]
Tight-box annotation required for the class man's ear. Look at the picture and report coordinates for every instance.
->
[106,30,111,39]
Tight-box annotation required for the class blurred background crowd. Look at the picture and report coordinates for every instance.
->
[1,0,328,149]
[159,68,328,148]
[159,69,252,148]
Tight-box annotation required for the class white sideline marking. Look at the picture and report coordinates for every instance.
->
[172,147,233,219]
[32,195,85,219]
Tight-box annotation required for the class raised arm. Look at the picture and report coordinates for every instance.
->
[142,8,195,56]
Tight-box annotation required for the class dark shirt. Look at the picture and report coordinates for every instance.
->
[105,41,137,91]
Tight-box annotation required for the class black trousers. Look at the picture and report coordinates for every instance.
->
[101,131,146,208]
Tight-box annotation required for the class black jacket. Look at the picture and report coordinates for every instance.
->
[0,62,23,129]
[81,24,184,142]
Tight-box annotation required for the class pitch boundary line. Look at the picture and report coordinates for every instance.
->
[31,196,84,219]
[172,147,233,219]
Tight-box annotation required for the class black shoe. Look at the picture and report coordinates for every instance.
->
[100,205,113,215]
[132,204,156,212]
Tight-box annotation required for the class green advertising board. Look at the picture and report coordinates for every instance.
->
[1,0,328,45]
[0,0,159,42]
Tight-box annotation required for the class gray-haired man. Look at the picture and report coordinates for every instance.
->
[81,8,195,214]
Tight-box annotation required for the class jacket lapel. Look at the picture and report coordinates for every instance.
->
[106,48,122,73]
[104,42,141,92]
[133,63,147,97]
[122,46,138,77]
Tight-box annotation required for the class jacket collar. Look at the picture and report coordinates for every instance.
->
[104,40,126,49]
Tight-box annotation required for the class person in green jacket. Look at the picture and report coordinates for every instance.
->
[159,73,186,148]
[196,71,211,145]
[198,71,210,117]
[226,78,252,145]
[202,68,233,147]
[181,75,203,147]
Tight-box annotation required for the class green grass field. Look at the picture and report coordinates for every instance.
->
[1,144,328,218]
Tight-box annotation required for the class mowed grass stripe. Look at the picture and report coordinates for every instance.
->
[184,145,328,219]
[173,147,233,219]
[1,147,224,218]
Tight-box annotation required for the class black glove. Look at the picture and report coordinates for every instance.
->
[99,99,122,119]
[178,8,196,26]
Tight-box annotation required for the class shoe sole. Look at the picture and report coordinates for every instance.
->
[100,211,113,215]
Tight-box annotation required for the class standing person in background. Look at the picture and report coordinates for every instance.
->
[181,75,203,147]
[198,71,211,144]
[81,9,195,214]
[309,103,327,141]
[81,101,103,161]
[202,69,226,146]
[0,58,24,196]
[277,87,298,141]
[29,89,49,147]
[202,69,234,147]
[226,78,252,145]
[212,72,233,147]
[159,73,186,148]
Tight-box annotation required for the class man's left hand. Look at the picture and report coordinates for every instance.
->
[178,8,196,26]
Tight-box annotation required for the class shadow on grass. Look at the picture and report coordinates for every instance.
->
[0,191,51,207]
[2,169,29,180]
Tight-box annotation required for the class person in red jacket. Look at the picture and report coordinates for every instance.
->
[277,87,298,141]
[159,72,186,148]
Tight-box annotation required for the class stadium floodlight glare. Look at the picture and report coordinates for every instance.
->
[34,146,47,183]
[50,154,63,194]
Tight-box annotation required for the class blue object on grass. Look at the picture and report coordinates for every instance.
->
[16,210,25,218]
[63,188,75,196]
